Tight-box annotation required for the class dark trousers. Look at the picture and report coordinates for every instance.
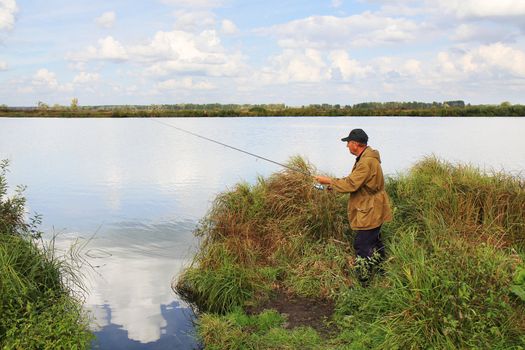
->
[353,225,385,261]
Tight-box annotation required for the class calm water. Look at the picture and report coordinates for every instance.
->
[0,117,524,349]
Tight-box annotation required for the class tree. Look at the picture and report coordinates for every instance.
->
[37,101,49,110]
[70,98,79,110]
[444,100,465,107]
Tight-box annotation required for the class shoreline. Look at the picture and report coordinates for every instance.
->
[1,102,525,118]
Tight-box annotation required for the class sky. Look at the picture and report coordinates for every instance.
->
[1,0,525,107]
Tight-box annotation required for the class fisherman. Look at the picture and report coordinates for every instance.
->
[315,128,392,285]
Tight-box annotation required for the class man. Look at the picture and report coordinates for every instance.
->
[315,128,392,284]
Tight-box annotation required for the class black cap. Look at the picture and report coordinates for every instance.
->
[341,128,368,144]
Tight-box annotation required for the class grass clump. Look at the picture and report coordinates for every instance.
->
[175,156,351,314]
[334,228,523,349]
[176,156,525,349]
[282,240,351,298]
[387,157,525,247]
[0,160,93,349]
[176,243,264,313]
[198,308,322,350]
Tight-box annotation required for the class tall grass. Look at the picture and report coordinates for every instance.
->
[0,160,93,349]
[175,157,353,313]
[176,155,525,349]
[387,157,525,247]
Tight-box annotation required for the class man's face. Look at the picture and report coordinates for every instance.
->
[347,141,359,156]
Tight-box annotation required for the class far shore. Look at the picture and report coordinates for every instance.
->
[1,101,525,118]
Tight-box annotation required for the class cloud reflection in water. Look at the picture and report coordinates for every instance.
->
[53,219,200,348]
[91,301,199,350]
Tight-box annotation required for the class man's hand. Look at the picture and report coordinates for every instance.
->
[314,175,332,185]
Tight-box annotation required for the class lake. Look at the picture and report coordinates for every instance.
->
[0,116,524,349]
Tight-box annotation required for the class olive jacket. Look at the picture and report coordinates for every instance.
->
[330,146,392,230]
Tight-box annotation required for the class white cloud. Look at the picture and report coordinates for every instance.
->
[437,0,525,19]
[160,0,222,8]
[0,60,7,70]
[33,68,59,89]
[0,0,17,31]
[371,1,524,46]
[476,43,525,77]
[331,0,343,8]
[259,49,330,84]
[402,59,422,75]
[68,61,86,71]
[452,24,518,44]
[253,49,427,88]
[17,86,33,94]
[251,44,507,102]
[436,52,459,77]
[173,10,216,31]
[255,48,428,87]
[221,19,238,35]
[376,1,431,17]
[73,71,101,84]
[264,13,421,49]
[412,43,525,89]
[31,68,73,92]
[157,77,214,90]
[97,36,128,61]
[329,50,373,80]
[131,29,244,77]
[95,11,116,29]
[68,36,128,62]
[372,56,423,77]
[66,28,244,82]
[132,29,219,61]
[371,0,525,17]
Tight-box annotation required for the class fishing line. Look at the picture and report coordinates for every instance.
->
[150,118,313,177]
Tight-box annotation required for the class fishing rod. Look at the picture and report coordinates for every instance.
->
[150,118,314,178]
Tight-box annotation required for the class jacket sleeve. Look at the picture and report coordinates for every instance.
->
[330,160,370,193]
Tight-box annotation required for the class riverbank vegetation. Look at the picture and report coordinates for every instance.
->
[2,100,525,117]
[0,160,92,349]
[175,156,525,349]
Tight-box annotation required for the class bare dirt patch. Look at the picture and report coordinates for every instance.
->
[246,288,336,337]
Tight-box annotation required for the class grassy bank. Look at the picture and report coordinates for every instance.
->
[175,157,525,349]
[0,161,92,349]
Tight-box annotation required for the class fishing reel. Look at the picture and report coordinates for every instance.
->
[313,183,332,191]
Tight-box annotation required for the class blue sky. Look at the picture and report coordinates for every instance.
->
[1,0,525,106]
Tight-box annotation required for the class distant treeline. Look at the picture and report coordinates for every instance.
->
[1,100,524,117]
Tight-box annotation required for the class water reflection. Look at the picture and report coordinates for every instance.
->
[91,301,199,350]
[50,219,200,348]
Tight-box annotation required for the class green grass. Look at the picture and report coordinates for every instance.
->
[0,161,93,349]
[175,157,351,312]
[175,156,525,349]
[198,308,323,350]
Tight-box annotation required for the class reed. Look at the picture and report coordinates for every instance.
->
[387,156,525,247]
[175,156,352,313]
